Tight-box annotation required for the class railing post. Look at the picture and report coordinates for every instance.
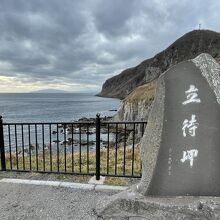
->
[0,116,6,171]
[96,113,101,180]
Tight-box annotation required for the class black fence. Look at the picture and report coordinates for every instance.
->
[0,115,147,180]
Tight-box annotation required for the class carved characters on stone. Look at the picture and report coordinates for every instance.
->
[180,149,198,167]
[180,85,201,168]
[182,114,199,137]
[182,85,201,105]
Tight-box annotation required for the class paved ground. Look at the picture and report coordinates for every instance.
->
[0,182,116,220]
[0,172,138,219]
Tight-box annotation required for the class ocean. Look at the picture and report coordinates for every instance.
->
[0,93,120,152]
[0,93,120,123]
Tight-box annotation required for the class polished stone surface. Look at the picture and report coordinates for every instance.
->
[96,53,220,219]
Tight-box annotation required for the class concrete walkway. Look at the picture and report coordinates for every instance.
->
[0,178,127,191]
[0,179,124,220]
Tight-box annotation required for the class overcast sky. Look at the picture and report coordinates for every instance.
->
[0,0,219,93]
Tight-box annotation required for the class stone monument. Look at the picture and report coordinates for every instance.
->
[96,53,220,219]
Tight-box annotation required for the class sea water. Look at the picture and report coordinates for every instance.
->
[0,93,120,123]
[0,93,120,152]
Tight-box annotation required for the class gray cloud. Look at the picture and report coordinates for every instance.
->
[0,0,219,92]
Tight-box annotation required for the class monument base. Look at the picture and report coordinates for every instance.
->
[96,190,220,219]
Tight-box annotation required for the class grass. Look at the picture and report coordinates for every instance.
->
[4,144,141,185]
[124,80,156,105]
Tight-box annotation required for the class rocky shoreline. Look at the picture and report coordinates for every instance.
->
[7,115,139,156]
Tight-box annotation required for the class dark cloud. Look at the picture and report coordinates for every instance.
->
[0,0,219,92]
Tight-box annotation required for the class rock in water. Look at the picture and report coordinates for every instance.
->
[96,53,220,219]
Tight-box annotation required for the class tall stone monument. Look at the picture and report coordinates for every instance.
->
[97,54,220,219]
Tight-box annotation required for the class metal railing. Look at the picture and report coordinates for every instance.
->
[0,115,147,179]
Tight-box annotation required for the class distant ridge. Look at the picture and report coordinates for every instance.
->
[98,29,220,99]
[31,89,69,93]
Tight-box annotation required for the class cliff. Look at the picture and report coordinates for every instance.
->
[113,81,156,122]
[215,52,220,64]
[113,52,220,124]
[98,30,220,99]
